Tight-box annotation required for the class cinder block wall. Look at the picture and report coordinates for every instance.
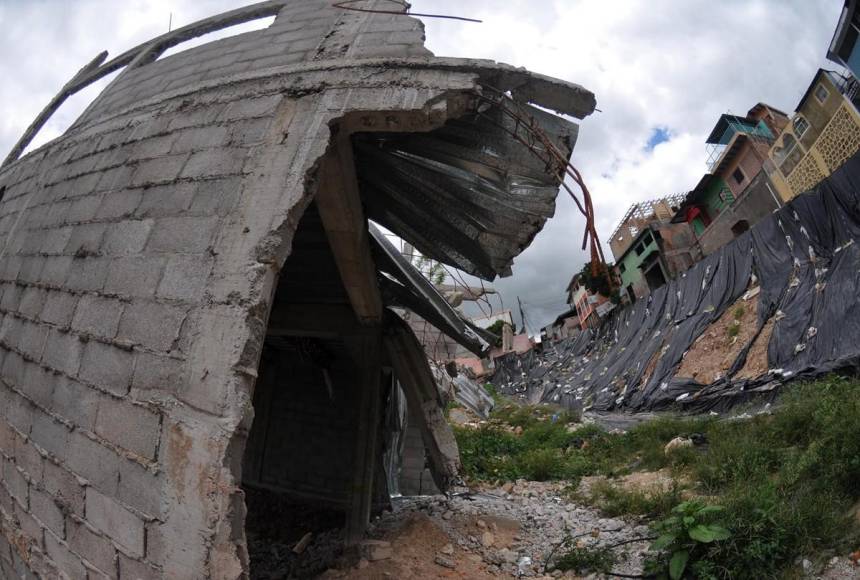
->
[0,1,470,578]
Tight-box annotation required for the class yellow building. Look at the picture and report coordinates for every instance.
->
[766,69,860,201]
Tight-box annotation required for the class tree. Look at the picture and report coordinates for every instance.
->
[579,260,621,304]
[412,255,446,286]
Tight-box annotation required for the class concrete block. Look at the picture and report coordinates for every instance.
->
[65,431,119,494]
[29,412,71,462]
[220,95,282,121]
[18,287,47,320]
[95,165,136,194]
[170,125,228,153]
[64,257,109,292]
[180,148,248,179]
[64,223,107,257]
[2,458,29,508]
[18,321,48,360]
[189,176,243,215]
[67,517,117,577]
[104,257,165,298]
[13,435,44,485]
[17,257,46,285]
[94,398,160,460]
[85,488,145,557]
[134,183,196,218]
[0,284,21,311]
[41,329,84,376]
[72,295,123,339]
[118,552,159,580]
[146,216,219,253]
[117,302,186,352]
[117,460,163,518]
[67,194,105,223]
[78,341,134,396]
[21,362,57,410]
[50,376,99,431]
[130,352,184,395]
[132,134,176,159]
[39,291,78,327]
[44,531,87,580]
[95,189,143,220]
[129,155,189,187]
[156,254,213,302]
[30,487,65,538]
[102,219,154,255]
[4,391,34,437]
[41,227,74,255]
[13,501,42,547]
[39,256,74,287]
[43,460,84,516]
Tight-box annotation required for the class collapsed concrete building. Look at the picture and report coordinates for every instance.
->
[0,2,594,578]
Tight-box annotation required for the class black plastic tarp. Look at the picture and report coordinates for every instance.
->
[494,151,860,413]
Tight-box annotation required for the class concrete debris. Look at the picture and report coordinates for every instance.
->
[360,540,393,561]
[664,436,694,455]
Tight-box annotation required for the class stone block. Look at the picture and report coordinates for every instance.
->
[117,302,186,352]
[72,295,124,339]
[94,398,160,460]
[104,257,165,298]
[78,341,134,396]
[85,488,145,557]
[102,219,154,255]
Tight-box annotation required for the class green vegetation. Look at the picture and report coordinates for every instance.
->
[453,376,860,578]
[554,545,616,575]
[586,480,682,519]
[579,260,622,304]
[645,501,732,579]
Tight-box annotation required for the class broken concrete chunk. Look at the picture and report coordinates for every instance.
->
[481,531,495,547]
[292,532,313,554]
[360,539,393,561]
[434,554,457,569]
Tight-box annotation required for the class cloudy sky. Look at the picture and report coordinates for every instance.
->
[0,0,844,333]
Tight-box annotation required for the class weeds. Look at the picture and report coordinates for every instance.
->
[554,545,616,574]
[454,375,860,578]
[587,480,682,519]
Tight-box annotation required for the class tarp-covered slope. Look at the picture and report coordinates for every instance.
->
[494,151,860,413]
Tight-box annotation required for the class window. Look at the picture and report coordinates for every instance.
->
[814,83,830,104]
[732,167,745,185]
[793,115,809,138]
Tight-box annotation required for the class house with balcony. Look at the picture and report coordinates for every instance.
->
[766,69,860,200]
[565,273,613,329]
[609,195,699,303]
[827,0,860,78]
[672,103,788,256]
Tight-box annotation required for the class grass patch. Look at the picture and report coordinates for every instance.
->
[554,545,616,574]
[456,375,860,578]
[587,480,682,519]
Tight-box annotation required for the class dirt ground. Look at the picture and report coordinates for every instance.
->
[736,316,776,380]
[327,512,521,580]
[676,294,760,383]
